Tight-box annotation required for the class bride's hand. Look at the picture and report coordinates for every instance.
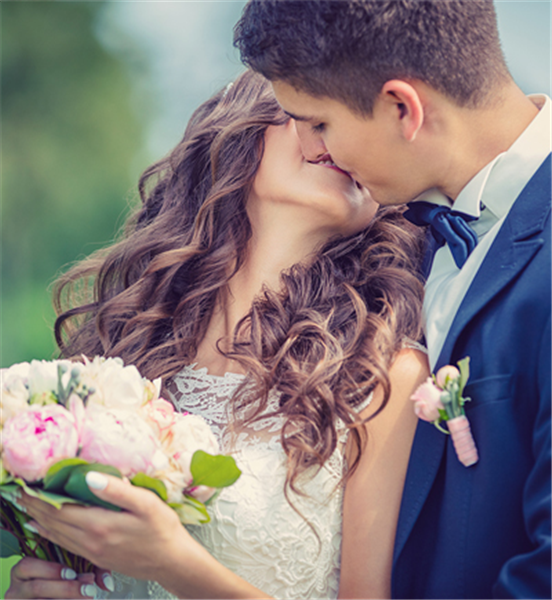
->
[20,473,269,599]
[6,556,113,599]
[19,473,186,583]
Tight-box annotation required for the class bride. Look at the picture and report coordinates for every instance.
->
[10,70,428,599]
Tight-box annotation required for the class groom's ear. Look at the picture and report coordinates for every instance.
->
[380,80,424,142]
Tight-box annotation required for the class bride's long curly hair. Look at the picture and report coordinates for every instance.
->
[53,70,425,496]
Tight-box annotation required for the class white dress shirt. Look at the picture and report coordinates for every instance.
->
[423,94,551,369]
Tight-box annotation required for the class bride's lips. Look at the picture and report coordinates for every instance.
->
[309,153,351,177]
[309,154,363,189]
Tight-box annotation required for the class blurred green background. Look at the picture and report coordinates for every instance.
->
[0,0,550,594]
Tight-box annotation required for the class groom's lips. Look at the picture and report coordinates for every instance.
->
[310,154,364,190]
[310,154,353,178]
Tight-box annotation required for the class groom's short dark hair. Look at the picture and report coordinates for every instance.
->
[234,0,510,115]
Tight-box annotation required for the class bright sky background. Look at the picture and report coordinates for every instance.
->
[96,1,551,160]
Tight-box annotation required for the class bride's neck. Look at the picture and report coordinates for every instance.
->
[193,199,336,375]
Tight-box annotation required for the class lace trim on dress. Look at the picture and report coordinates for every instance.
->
[99,362,374,600]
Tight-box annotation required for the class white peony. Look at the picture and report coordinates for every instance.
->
[78,356,150,410]
[1,363,31,426]
[28,359,73,405]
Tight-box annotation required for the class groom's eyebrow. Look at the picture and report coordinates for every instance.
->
[283,110,311,122]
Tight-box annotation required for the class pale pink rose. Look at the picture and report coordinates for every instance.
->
[1,363,31,426]
[187,484,217,504]
[141,399,177,442]
[2,405,79,481]
[78,357,150,410]
[436,365,460,389]
[79,407,160,477]
[163,413,219,488]
[155,463,188,504]
[411,377,445,422]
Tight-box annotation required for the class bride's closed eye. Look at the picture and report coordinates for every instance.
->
[312,122,326,133]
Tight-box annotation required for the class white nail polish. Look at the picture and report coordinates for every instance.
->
[80,583,98,598]
[23,522,38,534]
[85,471,108,490]
[102,572,115,592]
[61,567,77,580]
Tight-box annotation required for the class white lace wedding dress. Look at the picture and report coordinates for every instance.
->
[101,363,373,600]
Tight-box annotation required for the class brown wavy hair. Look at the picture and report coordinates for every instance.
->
[53,70,426,497]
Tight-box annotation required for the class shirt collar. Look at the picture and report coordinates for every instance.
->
[453,94,551,220]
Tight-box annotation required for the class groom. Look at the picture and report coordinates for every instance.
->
[235,1,551,598]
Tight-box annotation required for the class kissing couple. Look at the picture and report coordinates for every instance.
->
[8,1,550,599]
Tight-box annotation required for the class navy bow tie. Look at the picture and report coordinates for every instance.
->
[404,201,479,269]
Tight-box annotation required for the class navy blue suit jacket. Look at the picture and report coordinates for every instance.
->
[392,156,551,599]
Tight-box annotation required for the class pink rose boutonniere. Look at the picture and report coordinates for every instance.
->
[411,357,478,467]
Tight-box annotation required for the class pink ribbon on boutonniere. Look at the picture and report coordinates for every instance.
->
[410,357,479,467]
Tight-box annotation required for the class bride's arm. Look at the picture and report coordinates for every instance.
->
[20,477,270,599]
[338,348,429,600]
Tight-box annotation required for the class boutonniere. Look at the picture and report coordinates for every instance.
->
[410,357,479,467]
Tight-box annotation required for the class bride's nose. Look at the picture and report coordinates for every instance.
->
[294,120,329,163]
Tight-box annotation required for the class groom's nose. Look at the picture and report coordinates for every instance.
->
[293,120,328,162]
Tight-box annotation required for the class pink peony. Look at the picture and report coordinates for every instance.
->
[436,365,460,389]
[141,399,177,443]
[410,377,445,422]
[2,405,79,481]
[79,407,161,477]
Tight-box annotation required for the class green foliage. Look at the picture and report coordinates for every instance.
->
[131,472,168,502]
[43,458,90,493]
[170,496,211,525]
[62,464,123,510]
[190,450,242,488]
[0,531,21,559]
[2,2,145,366]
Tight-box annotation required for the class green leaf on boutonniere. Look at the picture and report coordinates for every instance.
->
[437,408,449,422]
[190,451,241,488]
[170,495,211,525]
[131,473,168,502]
[43,458,90,493]
[457,356,470,397]
[63,464,123,511]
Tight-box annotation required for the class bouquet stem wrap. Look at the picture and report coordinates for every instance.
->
[447,415,478,467]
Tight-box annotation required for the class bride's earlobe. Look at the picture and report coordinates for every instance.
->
[381,80,424,142]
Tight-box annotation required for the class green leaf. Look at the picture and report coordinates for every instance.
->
[63,464,123,511]
[44,458,89,493]
[190,451,241,489]
[457,356,471,396]
[10,480,82,509]
[131,473,168,502]
[170,495,211,525]
[437,408,449,421]
[0,530,23,558]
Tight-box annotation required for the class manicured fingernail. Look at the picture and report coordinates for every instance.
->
[85,471,108,490]
[102,572,115,592]
[23,522,39,534]
[61,567,77,580]
[80,583,98,598]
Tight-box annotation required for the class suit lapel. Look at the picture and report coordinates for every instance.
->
[393,154,551,569]
[437,154,550,369]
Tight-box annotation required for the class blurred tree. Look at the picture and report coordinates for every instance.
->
[2,2,145,367]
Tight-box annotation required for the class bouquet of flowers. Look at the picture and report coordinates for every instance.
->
[410,356,479,467]
[0,356,241,571]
